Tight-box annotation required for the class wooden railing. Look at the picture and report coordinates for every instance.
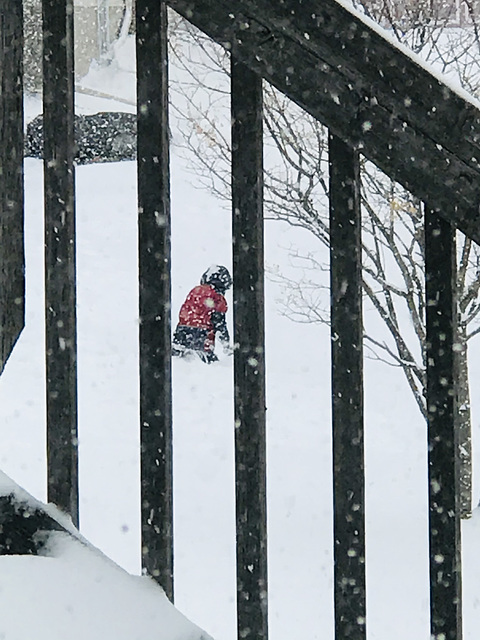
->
[1,1,477,639]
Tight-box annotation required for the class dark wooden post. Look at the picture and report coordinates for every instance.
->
[42,0,78,527]
[231,59,268,640]
[329,133,366,640]
[0,2,25,373]
[136,0,173,599]
[425,209,462,640]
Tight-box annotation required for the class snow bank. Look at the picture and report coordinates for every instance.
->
[0,471,213,640]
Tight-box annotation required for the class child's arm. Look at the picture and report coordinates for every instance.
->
[211,311,230,347]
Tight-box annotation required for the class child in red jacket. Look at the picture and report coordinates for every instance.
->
[172,265,232,363]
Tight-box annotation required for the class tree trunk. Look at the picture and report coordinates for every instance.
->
[456,321,472,518]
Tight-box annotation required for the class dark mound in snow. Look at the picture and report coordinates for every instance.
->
[25,111,137,164]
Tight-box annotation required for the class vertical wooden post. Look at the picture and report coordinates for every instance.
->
[425,209,462,640]
[136,0,173,599]
[329,132,366,640]
[231,59,268,640]
[42,0,78,526]
[0,2,25,373]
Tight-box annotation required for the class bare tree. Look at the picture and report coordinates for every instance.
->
[167,5,480,515]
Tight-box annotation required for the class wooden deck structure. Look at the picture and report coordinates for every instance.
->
[1,1,478,638]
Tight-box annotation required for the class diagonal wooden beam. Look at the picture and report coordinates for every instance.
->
[239,0,480,172]
[167,0,480,244]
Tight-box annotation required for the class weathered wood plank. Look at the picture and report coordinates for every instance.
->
[136,0,174,599]
[329,133,366,640]
[425,210,462,640]
[42,0,78,526]
[0,3,25,373]
[167,0,480,244]
[231,59,268,640]
[239,0,480,170]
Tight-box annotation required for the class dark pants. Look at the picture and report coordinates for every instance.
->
[172,325,218,363]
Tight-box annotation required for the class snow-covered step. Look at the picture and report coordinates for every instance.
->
[0,471,212,640]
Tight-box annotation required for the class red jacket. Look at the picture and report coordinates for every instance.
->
[178,284,228,331]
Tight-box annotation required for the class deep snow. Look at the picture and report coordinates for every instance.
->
[0,473,212,640]
[1,23,480,640]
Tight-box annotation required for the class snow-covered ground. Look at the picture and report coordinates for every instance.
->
[2,25,480,640]
[0,473,211,640]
